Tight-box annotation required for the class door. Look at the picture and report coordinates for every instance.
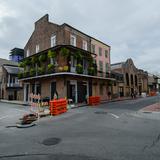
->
[24,83,30,102]
[77,81,87,103]
[50,82,56,100]
[14,91,17,100]
[68,80,77,103]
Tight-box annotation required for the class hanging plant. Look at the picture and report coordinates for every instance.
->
[88,67,95,76]
[48,50,56,59]
[30,68,36,76]
[60,47,70,58]
[74,50,83,61]
[38,67,45,75]
[31,56,39,64]
[76,64,83,74]
[39,54,47,62]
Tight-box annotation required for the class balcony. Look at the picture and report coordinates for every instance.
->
[18,45,114,81]
[6,83,22,89]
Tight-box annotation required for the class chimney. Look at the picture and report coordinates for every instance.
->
[35,14,49,29]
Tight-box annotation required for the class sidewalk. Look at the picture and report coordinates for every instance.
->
[140,103,160,112]
[0,99,28,106]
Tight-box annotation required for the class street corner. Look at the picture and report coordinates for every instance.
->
[140,103,160,113]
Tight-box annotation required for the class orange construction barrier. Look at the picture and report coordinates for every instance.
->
[149,91,157,97]
[50,98,67,116]
[88,96,100,106]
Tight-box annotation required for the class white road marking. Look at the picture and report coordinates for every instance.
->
[109,113,119,119]
[0,115,10,120]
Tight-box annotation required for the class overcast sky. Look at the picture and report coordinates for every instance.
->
[0,0,160,73]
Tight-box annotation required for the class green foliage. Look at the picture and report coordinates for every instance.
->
[18,62,25,68]
[60,47,70,57]
[30,68,36,76]
[39,54,47,62]
[48,50,56,58]
[88,67,95,75]
[76,64,83,74]
[38,67,45,75]
[18,72,23,79]
[74,51,83,61]
[31,56,39,64]
[48,64,55,71]
[24,58,31,66]
[23,71,28,77]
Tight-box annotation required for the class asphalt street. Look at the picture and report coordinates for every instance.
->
[0,96,160,160]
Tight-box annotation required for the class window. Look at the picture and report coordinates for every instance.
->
[70,35,76,46]
[106,63,109,72]
[91,44,95,53]
[51,35,56,47]
[99,47,102,56]
[99,61,103,72]
[82,40,87,50]
[105,50,108,58]
[36,44,39,53]
[26,49,30,57]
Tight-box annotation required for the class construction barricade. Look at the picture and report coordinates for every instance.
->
[50,98,67,116]
[88,96,101,106]
[30,93,50,119]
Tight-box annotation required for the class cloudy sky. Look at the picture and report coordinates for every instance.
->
[0,0,160,73]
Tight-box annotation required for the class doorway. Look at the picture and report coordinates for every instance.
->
[50,81,56,100]
[24,83,30,102]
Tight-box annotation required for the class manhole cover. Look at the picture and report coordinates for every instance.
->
[143,112,152,114]
[95,111,108,114]
[42,138,61,146]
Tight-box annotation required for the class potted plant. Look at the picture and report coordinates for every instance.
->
[63,65,69,72]
[76,64,83,74]
[47,64,55,73]
[58,66,63,72]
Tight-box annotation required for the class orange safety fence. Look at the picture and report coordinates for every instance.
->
[88,96,101,106]
[50,98,67,116]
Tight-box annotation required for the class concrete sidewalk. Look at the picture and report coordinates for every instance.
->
[140,103,160,112]
[0,99,28,106]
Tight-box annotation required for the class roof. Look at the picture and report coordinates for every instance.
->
[62,23,111,48]
[0,58,18,66]
[3,65,23,74]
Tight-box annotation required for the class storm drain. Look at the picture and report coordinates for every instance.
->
[94,111,108,114]
[42,138,61,146]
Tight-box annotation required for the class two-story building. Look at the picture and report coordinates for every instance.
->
[111,58,148,97]
[1,64,23,100]
[19,14,114,103]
